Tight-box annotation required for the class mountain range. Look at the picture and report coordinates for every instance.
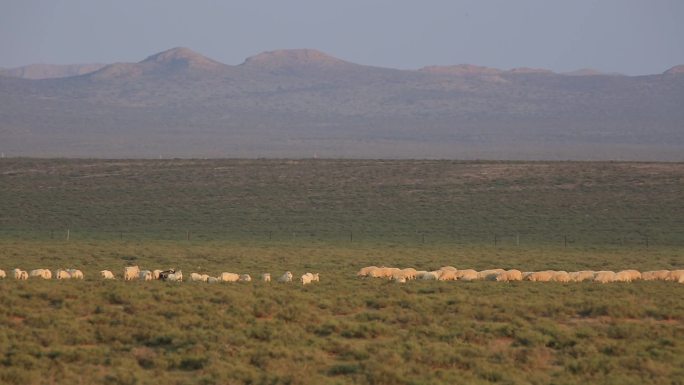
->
[1,47,683,160]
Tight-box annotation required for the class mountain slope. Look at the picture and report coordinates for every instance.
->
[0,63,106,79]
[1,49,683,160]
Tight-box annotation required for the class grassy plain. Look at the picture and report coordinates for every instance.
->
[0,159,683,384]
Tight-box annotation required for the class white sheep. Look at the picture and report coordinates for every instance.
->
[477,269,505,281]
[525,271,554,282]
[438,269,458,281]
[495,269,522,282]
[668,270,684,283]
[100,270,115,279]
[551,271,571,283]
[30,269,52,279]
[400,268,417,280]
[207,277,219,283]
[278,271,293,283]
[0,269,5,279]
[139,270,153,281]
[124,266,140,281]
[190,273,204,282]
[421,271,440,280]
[614,270,641,282]
[456,269,478,281]
[239,274,252,282]
[219,272,240,282]
[569,271,595,282]
[67,269,84,279]
[357,266,378,277]
[152,270,162,280]
[301,273,313,285]
[165,271,183,282]
[593,271,616,284]
[13,268,29,280]
[261,273,271,282]
[641,270,670,281]
[54,269,70,280]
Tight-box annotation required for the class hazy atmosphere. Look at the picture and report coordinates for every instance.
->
[2,0,684,75]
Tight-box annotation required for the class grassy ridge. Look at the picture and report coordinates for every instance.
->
[0,159,683,246]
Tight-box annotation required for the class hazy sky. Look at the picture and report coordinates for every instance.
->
[1,0,683,74]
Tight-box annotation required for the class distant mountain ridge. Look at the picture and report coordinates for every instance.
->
[4,47,681,79]
[0,63,106,79]
[1,47,683,160]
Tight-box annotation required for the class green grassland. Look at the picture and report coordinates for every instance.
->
[0,159,683,384]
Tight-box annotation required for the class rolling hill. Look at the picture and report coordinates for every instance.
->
[1,47,683,160]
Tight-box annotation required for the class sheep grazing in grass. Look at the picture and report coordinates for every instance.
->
[525,271,554,282]
[641,270,670,281]
[593,271,616,284]
[456,269,478,281]
[357,266,378,277]
[164,271,183,282]
[400,268,417,280]
[30,269,52,279]
[551,271,571,283]
[100,270,115,279]
[437,269,458,281]
[278,271,293,283]
[219,272,240,282]
[67,269,84,279]
[124,266,140,281]
[239,274,252,282]
[190,273,204,282]
[0,269,5,279]
[614,270,641,282]
[569,271,595,282]
[421,271,441,281]
[13,269,29,280]
[301,273,313,285]
[261,273,271,282]
[369,267,398,279]
[152,270,162,280]
[54,269,70,280]
[414,271,430,280]
[139,270,153,281]
[668,270,684,283]
[200,274,211,282]
[207,277,219,283]
[158,269,176,281]
[495,269,523,282]
[477,269,505,281]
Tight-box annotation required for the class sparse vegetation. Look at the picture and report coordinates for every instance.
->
[0,159,682,384]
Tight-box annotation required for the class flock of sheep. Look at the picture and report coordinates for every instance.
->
[4,266,683,285]
[0,266,321,285]
[357,266,684,284]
